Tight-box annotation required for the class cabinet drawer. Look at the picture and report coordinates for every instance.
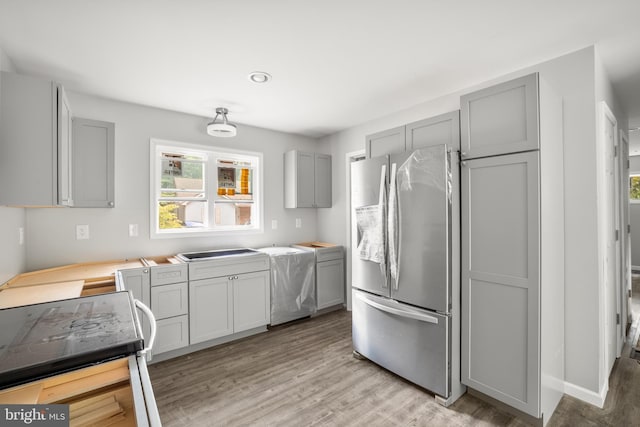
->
[150,263,188,286]
[151,282,188,319]
[316,247,343,262]
[188,254,270,281]
[154,315,189,355]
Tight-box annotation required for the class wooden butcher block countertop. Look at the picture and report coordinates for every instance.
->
[0,259,146,307]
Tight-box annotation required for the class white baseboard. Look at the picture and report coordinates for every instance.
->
[563,381,607,408]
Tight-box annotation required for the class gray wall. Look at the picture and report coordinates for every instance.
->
[25,92,325,270]
[316,46,612,398]
[0,47,26,284]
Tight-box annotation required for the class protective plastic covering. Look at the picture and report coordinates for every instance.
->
[355,163,387,277]
[389,145,452,289]
[256,247,316,325]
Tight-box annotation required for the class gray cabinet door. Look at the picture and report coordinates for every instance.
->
[233,270,270,333]
[154,315,189,355]
[314,153,332,208]
[0,72,58,206]
[119,267,151,345]
[406,111,460,151]
[296,151,315,208]
[461,151,540,416]
[72,117,115,207]
[317,259,344,309]
[189,277,233,344]
[461,73,539,159]
[57,86,73,206]
[366,126,406,158]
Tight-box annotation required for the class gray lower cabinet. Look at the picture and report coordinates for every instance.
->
[0,71,73,206]
[365,111,461,158]
[154,316,189,354]
[71,117,115,207]
[190,270,270,344]
[284,150,332,208]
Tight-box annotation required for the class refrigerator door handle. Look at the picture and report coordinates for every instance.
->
[378,164,388,287]
[388,162,400,290]
[355,291,439,325]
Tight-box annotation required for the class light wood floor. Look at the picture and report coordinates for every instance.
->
[149,310,640,426]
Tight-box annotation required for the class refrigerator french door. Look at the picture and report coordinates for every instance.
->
[351,145,452,398]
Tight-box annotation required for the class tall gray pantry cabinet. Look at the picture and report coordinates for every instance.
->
[460,73,565,424]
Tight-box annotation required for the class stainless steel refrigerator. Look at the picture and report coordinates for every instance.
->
[351,144,452,399]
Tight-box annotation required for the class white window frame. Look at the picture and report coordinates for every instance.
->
[150,138,264,238]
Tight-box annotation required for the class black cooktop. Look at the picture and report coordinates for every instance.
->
[0,291,143,389]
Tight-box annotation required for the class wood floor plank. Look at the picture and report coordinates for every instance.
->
[149,310,639,426]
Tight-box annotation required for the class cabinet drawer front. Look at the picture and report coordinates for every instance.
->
[151,282,188,319]
[316,246,343,262]
[150,263,188,286]
[188,254,269,281]
[153,315,189,354]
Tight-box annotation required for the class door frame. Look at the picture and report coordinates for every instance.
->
[597,101,619,384]
[345,149,366,311]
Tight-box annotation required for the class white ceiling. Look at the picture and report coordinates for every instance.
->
[1,0,640,144]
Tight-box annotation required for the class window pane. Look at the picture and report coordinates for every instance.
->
[161,156,204,191]
[159,201,207,229]
[631,176,640,200]
[214,202,253,226]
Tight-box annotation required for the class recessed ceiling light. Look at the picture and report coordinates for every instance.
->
[248,71,272,84]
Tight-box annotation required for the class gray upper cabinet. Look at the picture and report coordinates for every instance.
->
[460,73,539,159]
[284,150,332,208]
[366,126,405,158]
[0,71,73,206]
[406,111,461,151]
[366,111,461,158]
[72,118,115,207]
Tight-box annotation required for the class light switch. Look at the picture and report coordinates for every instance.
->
[271,220,278,230]
[296,218,302,228]
[18,227,24,245]
[76,224,90,240]
[129,224,139,237]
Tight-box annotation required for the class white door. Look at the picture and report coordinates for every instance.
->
[620,131,632,335]
[599,102,618,376]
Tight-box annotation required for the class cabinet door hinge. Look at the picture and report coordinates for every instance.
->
[615,229,619,241]
[628,224,632,234]
[614,146,618,157]
[616,313,621,325]
[629,289,633,298]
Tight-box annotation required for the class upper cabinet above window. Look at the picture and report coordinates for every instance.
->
[0,71,73,207]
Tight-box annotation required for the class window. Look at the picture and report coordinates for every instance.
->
[151,139,262,237]
[631,174,640,203]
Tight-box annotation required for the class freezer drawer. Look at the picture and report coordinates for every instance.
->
[352,290,450,397]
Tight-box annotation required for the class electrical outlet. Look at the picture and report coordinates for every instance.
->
[76,224,90,240]
[129,224,139,237]
[295,218,302,228]
[271,220,278,230]
[18,227,24,245]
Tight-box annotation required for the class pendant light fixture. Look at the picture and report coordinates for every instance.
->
[207,107,237,137]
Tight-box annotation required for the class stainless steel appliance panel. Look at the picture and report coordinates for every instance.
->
[352,289,450,397]
[389,146,451,313]
[351,155,389,297]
